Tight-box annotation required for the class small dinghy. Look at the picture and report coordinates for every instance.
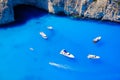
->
[39,32,48,39]
[29,48,34,51]
[87,54,100,59]
[47,26,53,30]
[93,36,101,43]
[60,49,75,58]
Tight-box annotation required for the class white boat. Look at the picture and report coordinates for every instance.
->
[60,49,75,58]
[47,26,53,30]
[29,48,34,51]
[39,32,48,39]
[93,36,101,43]
[87,54,100,59]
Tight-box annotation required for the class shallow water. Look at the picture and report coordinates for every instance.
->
[0,6,120,80]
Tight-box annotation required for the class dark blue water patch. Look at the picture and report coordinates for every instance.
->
[53,11,66,17]
[0,5,48,28]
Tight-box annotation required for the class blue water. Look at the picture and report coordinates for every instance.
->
[0,6,120,80]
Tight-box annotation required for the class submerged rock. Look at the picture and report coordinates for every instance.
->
[0,0,120,25]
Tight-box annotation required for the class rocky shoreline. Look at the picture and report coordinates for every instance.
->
[0,0,120,25]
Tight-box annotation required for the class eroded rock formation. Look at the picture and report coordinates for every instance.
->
[0,0,120,25]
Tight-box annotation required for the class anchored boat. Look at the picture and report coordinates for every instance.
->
[87,54,100,59]
[39,32,48,39]
[60,49,75,58]
[47,26,53,30]
[93,36,101,43]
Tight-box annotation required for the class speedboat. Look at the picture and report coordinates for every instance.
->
[47,26,53,30]
[60,49,75,58]
[39,32,48,39]
[93,36,101,43]
[87,54,100,59]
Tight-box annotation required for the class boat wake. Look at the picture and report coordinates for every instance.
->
[49,62,71,70]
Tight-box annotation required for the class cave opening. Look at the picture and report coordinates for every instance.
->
[55,11,66,17]
[14,5,48,23]
[1,4,48,27]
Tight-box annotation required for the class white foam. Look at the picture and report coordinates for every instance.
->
[49,62,70,70]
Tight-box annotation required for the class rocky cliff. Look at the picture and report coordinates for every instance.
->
[0,0,120,25]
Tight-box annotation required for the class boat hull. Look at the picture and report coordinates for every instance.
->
[60,49,75,58]
[87,54,100,59]
[40,32,48,39]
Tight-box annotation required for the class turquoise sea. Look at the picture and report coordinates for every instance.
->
[0,5,120,80]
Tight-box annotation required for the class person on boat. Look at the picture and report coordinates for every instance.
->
[63,49,70,55]
[63,49,67,53]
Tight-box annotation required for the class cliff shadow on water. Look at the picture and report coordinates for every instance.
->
[0,5,48,28]
[69,16,120,27]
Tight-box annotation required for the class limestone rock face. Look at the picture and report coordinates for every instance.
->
[0,0,14,24]
[102,0,120,22]
[84,0,108,19]
[0,0,120,25]
[48,0,64,13]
